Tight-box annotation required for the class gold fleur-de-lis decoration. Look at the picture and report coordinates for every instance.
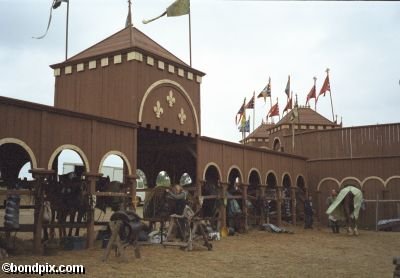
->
[153,101,164,119]
[178,108,186,125]
[166,90,176,107]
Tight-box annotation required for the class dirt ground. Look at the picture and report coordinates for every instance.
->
[2,224,399,278]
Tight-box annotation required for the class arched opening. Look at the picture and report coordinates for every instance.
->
[227,167,243,230]
[202,165,221,219]
[296,176,306,222]
[99,154,124,182]
[0,142,36,189]
[282,174,292,222]
[97,153,130,213]
[156,170,171,187]
[180,172,192,186]
[18,162,33,181]
[51,149,86,176]
[318,179,340,226]
[47,147,89,238]
[0,141,36,230]
[227,168,242,194]
[359,178,384,229]
[143,170,172,219]
[136,169,148,205]
[248,170,261,225]
[137,128,196,188]
[340,178,361,189]
[248,170,261,193]
[266,172,278,221]
[273,138,281,152]
[386,177,400,228]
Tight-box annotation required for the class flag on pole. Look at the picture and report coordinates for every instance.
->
[257,77,271,102]
[143,0,190,24]
[283,95,292,114]
[284,75,291,98]
[245,95,255,109]
[239,116,250,132]
[318,74,331,100]
[306,84,316,105]
[235,98,246,125]
[267,100,279,119]
[290,94,299,122]
[33,0,69,39]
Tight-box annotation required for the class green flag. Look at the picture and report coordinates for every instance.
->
[143,0,190,24]
[167,0,190,17]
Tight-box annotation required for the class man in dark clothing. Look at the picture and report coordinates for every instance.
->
[166,185,188,215]
[304,195,314,229]
[326,189,340,233]
[166,185,188,240]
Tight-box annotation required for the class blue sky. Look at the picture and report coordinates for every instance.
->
[1,0,399,147]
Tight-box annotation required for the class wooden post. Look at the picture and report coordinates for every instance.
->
[196,137,202,199]
[126,174,138,210]
[291,186,297,225]
[316,190,321,224]
[375,193,379,232]
[259,185,266,225]
[241,183,248,232]
[30,169,55,255]
[220,182,228,231]
[276,186,282,227]
[83,172,102,249]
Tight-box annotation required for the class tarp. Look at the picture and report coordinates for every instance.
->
[326,185,363,220]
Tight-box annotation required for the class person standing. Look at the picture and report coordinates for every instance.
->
[304,195,314,229]
[326,189,340,233]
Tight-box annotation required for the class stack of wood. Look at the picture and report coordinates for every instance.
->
[394,257,400,278]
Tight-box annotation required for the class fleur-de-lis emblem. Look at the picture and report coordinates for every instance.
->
[166,90,176,107]
[178,108,186,125]
[153,101,164,118]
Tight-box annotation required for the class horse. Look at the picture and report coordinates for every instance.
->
[95,176,129,214]
[44,172,88,239]
[326,185,363,236]
[143,186,175,220]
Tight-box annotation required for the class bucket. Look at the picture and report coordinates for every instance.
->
[102,238,110,249]
[62,236,86,250]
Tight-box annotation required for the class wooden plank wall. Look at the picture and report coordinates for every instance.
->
[0,97,137,175]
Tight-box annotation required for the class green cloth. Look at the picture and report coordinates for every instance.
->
[167,0,190,17]
[326,185,363,220]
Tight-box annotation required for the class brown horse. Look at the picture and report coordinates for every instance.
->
[342,191,359,235]
[44,172,88,239]
[95,176,128,214]
[326,185,363,236]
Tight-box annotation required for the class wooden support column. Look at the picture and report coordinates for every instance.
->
[241,183,249,232]
[126,174,138,210]
[83,172,102,249]
[276,186,282,227]
[316,190,321,223]
[259,185,267,225]
[198,180,206,210]
[196,136,202,199]
[219,182,228,231]
[30,169,55,255]
[291,186,297,225]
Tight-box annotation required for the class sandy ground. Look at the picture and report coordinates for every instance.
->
[1,224,399,278]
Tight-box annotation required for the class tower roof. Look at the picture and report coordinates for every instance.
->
[277,106,337,126]
[51,26,203,74]
[247,122,275,139]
